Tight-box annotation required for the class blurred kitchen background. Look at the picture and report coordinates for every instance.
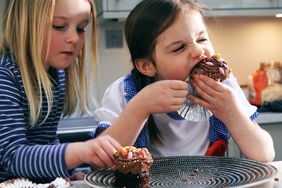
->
[1,0,282,159]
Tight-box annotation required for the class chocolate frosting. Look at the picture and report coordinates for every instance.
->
[113,146,153,174]
[113,156,153,174]
[191,55,230,81]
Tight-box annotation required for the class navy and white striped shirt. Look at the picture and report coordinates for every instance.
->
[0,52,70,182]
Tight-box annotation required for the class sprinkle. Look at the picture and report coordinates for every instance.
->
[142,148,149,153]
[223,63,228,69]
[205,61,214,66]
[127,151,133,159]
[130,146,137,150]
[219,67,225,74]
[138,150,145,158]
[217,57,224,62]
[215,53,221,58]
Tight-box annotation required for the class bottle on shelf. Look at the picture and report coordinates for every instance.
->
[266,61,281,85]
[249,62,269,106]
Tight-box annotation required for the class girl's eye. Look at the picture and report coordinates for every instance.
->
[52,25,66,31]
[172,44,186,53]
[77,27,86,33]
[198,38,208,43]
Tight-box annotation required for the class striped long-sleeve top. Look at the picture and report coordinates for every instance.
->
[0,52,71,182]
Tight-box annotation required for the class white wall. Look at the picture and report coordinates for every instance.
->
[95,20,132,102]
[206,16,282,85]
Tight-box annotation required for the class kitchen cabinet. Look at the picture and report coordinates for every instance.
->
[261,123,282,161]
[227,112,282,161]
[95,0,282,20]
[229,122,282,161]
[197,0,282,16]
[197,0,282,9]
[95,0,141,20]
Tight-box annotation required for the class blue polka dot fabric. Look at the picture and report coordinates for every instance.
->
[124,75,149,147]
[209,116,230,145]
[92,122,110,138]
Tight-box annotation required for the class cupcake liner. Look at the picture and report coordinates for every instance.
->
[0,178,34,188]
[177,78,212,122]
[0,177,69,188]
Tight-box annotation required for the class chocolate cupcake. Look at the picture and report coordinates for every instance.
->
[113,146,153,188]
[191,54,230,81]
[177,54,231,121]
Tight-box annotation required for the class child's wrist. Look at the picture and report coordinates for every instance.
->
[129,97,150,117]
[65,142,84,169]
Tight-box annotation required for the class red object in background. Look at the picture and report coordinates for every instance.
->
[249,63,269,106]
[205,139,227,156]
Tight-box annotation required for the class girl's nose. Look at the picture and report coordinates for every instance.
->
[190,43,205,59]
[66,29,79,44]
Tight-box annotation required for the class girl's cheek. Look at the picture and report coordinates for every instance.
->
[49,36,62,53]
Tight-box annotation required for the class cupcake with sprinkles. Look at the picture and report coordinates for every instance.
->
[178,54,231,121]
[191,53,231,81]
[113,146,153,188]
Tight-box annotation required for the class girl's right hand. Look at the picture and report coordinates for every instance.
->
[81,135,121,168]
[135,80,188,114]
[65,135,121,169]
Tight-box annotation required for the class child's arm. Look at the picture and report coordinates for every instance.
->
[189,74,275,162]
[98,79,188,147]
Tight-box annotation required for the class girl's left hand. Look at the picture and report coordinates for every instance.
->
[188,74,243,124]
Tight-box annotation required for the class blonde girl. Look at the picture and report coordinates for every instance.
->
[0,0,120,182]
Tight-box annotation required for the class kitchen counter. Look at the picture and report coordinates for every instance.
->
[58,117,97,135]
[256,112,282,125]
[227,112,282,160]
[57,117,97,142]
[57,112,282,136]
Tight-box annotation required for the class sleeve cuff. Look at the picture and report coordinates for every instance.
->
[88,122,111,138]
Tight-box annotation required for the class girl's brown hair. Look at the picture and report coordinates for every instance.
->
[125,0,207,144]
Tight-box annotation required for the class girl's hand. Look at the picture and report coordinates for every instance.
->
[82,135,121,168]
[135,80,188,115]
[66,135,121,170]
[188,74,243,124]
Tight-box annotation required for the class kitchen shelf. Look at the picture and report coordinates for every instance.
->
[95,0,282,20]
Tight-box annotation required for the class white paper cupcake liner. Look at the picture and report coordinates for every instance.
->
[177,79,212,122]
[0,177,69,188]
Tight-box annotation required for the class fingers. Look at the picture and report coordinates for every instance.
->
[108,136,122,151]
[171,89,188,99]
[166,80,189,100]
[169,80,189,90]
[192,75,222,99]
[187,93,210,109]
[87,135,121,168]
[96,146,113,167]
[70,172,86,181]
[91,155,108,168]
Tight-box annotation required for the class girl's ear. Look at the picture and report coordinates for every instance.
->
[135,59,156,77]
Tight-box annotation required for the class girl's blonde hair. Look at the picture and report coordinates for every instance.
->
[0,0,97,127]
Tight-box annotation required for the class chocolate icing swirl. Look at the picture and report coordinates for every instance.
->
[191,55,230,81]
